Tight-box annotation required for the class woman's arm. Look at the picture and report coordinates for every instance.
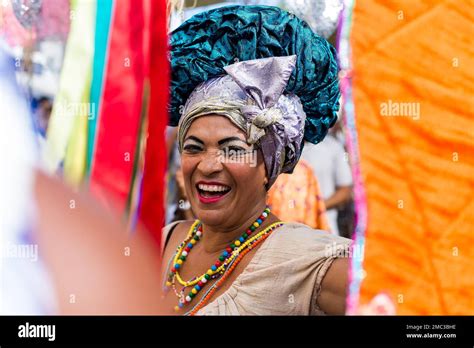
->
[317,257,350,315]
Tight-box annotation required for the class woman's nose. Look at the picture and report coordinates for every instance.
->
[197,150,224,175]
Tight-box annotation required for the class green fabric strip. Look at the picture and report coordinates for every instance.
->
[87,0,114,176]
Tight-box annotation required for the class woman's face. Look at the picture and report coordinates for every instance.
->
[181,114,267,228]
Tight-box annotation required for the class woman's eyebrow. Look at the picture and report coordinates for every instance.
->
[183,135,204,144]
[218,137,247,145]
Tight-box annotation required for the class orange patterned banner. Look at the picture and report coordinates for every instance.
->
[350,0,474,314]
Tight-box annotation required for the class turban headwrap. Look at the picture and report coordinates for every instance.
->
[170,5,340,188]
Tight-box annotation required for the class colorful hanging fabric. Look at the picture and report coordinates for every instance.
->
[87,0,114,177]
[137,0,170,243]
[44,0,169,241]
[88,0,150,213]
[44,0,95,186]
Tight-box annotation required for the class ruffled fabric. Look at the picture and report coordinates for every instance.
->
[193,222,351,315]
[170,5,340,144]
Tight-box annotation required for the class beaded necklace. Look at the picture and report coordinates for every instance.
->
[185,222,283,315]
[164,207,280,311]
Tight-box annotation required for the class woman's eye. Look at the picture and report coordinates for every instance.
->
[226,146,247,154]
[183,145,202,153]
[221,146,250,159]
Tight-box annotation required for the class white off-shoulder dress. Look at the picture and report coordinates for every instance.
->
[162,221,351,315]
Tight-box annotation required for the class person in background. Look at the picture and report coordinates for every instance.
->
[34,96,53,137]
[329,115,355,238]
[267,159,329,231]
[172,164,196,222]
[166,126,196,223]
[0,43,56,314]
[301,134,353,236]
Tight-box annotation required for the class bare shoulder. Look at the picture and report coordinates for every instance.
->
[317,257,350,315]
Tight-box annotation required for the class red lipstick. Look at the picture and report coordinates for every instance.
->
[195,181,231,204]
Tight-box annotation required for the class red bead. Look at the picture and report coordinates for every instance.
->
[171,267,176,273]
[226,247,232,253]
[198,281,203,287]
[246,229,252,234]
[184,247,191,252]
[215,261,221,267]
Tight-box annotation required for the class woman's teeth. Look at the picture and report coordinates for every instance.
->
[197,184,231,198]
[197,184,230,192]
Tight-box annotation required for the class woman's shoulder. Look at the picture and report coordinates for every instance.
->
[196,221,350,315]
[270,221,351,256]
[278,221,350,242]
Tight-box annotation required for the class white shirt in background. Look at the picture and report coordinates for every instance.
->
[0,45,56,314]
[301,135,353,236]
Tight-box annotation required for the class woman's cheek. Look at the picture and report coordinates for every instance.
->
[181,157,197,189]
[227,163,264,192]
[226,162,253,180]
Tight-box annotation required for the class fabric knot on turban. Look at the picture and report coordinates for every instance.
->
[244,106,283,144]
[223,55,296,146]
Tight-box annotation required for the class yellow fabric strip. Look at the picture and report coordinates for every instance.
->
[43,0,96,187]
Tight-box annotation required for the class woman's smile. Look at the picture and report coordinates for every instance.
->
[195,180,232,204]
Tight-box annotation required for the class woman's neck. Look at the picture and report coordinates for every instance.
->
[199,204,278,254]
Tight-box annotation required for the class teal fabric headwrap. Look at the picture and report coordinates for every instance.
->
[170,5,340,145]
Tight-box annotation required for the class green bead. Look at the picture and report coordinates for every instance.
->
[179,255,186,261]
[230,243,235,249]
[250,225,256,231]
[205,274,211,280]
[189,292,195,298]
[219,255,225,262]
[242,233,248,239]
[193,235,199,241]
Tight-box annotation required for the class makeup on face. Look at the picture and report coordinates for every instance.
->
[182,135,255,205]
[180,115,267,229]
[195,180,231,204]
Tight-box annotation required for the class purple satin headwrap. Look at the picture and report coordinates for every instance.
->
[177,55,306,188]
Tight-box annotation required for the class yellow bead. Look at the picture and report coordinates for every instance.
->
[190,239,196,245]
[253,222,259,227]
[174,306,180,312]
[191,288,197,294]
[234,240,241,246]
[207,269,213,275]
[165,281,172,287]
[177,259,183,265]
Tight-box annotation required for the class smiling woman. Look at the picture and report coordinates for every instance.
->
[181,115,267,226]
[160,5,351,315]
